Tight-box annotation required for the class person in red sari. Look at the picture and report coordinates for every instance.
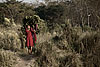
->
[26,25,36,54]
[32,25,37,47]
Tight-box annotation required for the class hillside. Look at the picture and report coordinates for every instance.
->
[0,0,100,67]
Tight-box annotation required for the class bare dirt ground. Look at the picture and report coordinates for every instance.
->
[15,53,37,67]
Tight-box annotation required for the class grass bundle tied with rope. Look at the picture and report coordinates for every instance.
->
[21,15,47,35]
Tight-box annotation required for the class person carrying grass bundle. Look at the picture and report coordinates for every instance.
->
[32,25,37,47]
[25,25,37,54]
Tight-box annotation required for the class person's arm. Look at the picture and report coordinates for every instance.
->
[25,27,28,32]
[31,27,36,32]
[35,24,38,31]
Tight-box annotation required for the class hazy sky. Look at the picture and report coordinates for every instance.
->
[0,0,43,3]
[19,0,35,2]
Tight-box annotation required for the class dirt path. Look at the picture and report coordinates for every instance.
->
[15,54,36,67]
[15,32,56,67]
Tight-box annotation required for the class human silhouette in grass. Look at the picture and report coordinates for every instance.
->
[25,25,37,54]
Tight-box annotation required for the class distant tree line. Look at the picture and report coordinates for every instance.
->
[0,0,100,29]
[35,0,100,29]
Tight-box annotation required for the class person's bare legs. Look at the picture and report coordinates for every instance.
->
[28,47,31,54]
[28,49,30,54]
[30,46,32,54]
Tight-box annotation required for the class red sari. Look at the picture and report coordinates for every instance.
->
[26,28,34,47]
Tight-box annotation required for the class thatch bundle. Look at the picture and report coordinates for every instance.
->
[22,15,47,35]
